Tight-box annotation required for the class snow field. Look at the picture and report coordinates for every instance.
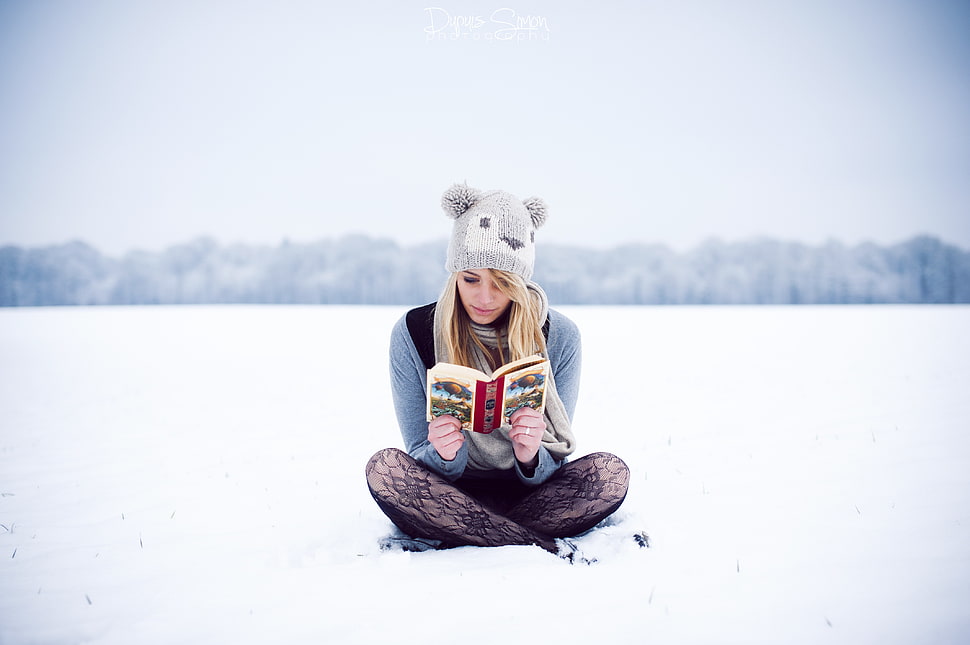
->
[1,305,968,644]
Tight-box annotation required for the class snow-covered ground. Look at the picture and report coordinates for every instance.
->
[1,305,968,644]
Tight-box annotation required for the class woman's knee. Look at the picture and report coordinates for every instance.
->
[366,447,404,472]
[365,447,407,492]
[582,452,630,483]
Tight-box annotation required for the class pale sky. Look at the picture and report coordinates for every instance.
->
[1,0,968,255]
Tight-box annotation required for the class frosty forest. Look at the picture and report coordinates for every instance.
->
[2,234,968,307]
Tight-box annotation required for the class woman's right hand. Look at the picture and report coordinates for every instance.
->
[428,415,464,461]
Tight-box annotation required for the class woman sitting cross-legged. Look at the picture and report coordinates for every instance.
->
[365,183,630,561]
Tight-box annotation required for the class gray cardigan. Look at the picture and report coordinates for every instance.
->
[389,307,582,485]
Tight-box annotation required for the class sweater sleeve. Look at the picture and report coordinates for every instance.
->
[546,309,582,421]
[513,444,560,484]
[389,314,468,481]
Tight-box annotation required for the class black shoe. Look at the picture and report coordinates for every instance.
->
[555,538,598,565]
[378,535,443,553]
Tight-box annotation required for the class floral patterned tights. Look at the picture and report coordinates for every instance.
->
[365,448,630,553]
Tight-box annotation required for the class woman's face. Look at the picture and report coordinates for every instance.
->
[456,269,512,325]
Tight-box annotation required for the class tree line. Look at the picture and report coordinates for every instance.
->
[1,234,967,306]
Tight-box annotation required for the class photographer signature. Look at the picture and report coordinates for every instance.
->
[424,7,550,41]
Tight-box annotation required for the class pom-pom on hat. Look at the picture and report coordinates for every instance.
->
[441,183,548,280]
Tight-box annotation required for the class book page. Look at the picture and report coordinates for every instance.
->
[427,372,476,430]
[491,354,547,380]
[501,361,549,424]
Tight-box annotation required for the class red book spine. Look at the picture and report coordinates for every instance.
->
[473,376,505,433]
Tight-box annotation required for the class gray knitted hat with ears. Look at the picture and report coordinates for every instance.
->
[441,183,548,280]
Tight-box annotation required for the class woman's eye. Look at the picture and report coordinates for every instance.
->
[463,277,479,284]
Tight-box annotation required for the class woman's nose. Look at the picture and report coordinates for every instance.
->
[480,282,495,304]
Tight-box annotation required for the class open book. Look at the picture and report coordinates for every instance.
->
[426,355,550,434]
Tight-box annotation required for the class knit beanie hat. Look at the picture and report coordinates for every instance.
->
[441,183,548,280]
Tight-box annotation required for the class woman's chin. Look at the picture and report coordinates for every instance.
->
[468,308,500,324]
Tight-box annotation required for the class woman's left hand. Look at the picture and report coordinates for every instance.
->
[508,407,546,466]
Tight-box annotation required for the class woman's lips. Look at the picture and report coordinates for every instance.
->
[472,306,494,317]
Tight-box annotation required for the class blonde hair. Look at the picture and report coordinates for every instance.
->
[439,269,546,369]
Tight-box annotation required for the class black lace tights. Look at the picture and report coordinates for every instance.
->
[365,448,630,553]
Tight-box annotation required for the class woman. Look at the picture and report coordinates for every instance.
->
[365,183,630,560]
